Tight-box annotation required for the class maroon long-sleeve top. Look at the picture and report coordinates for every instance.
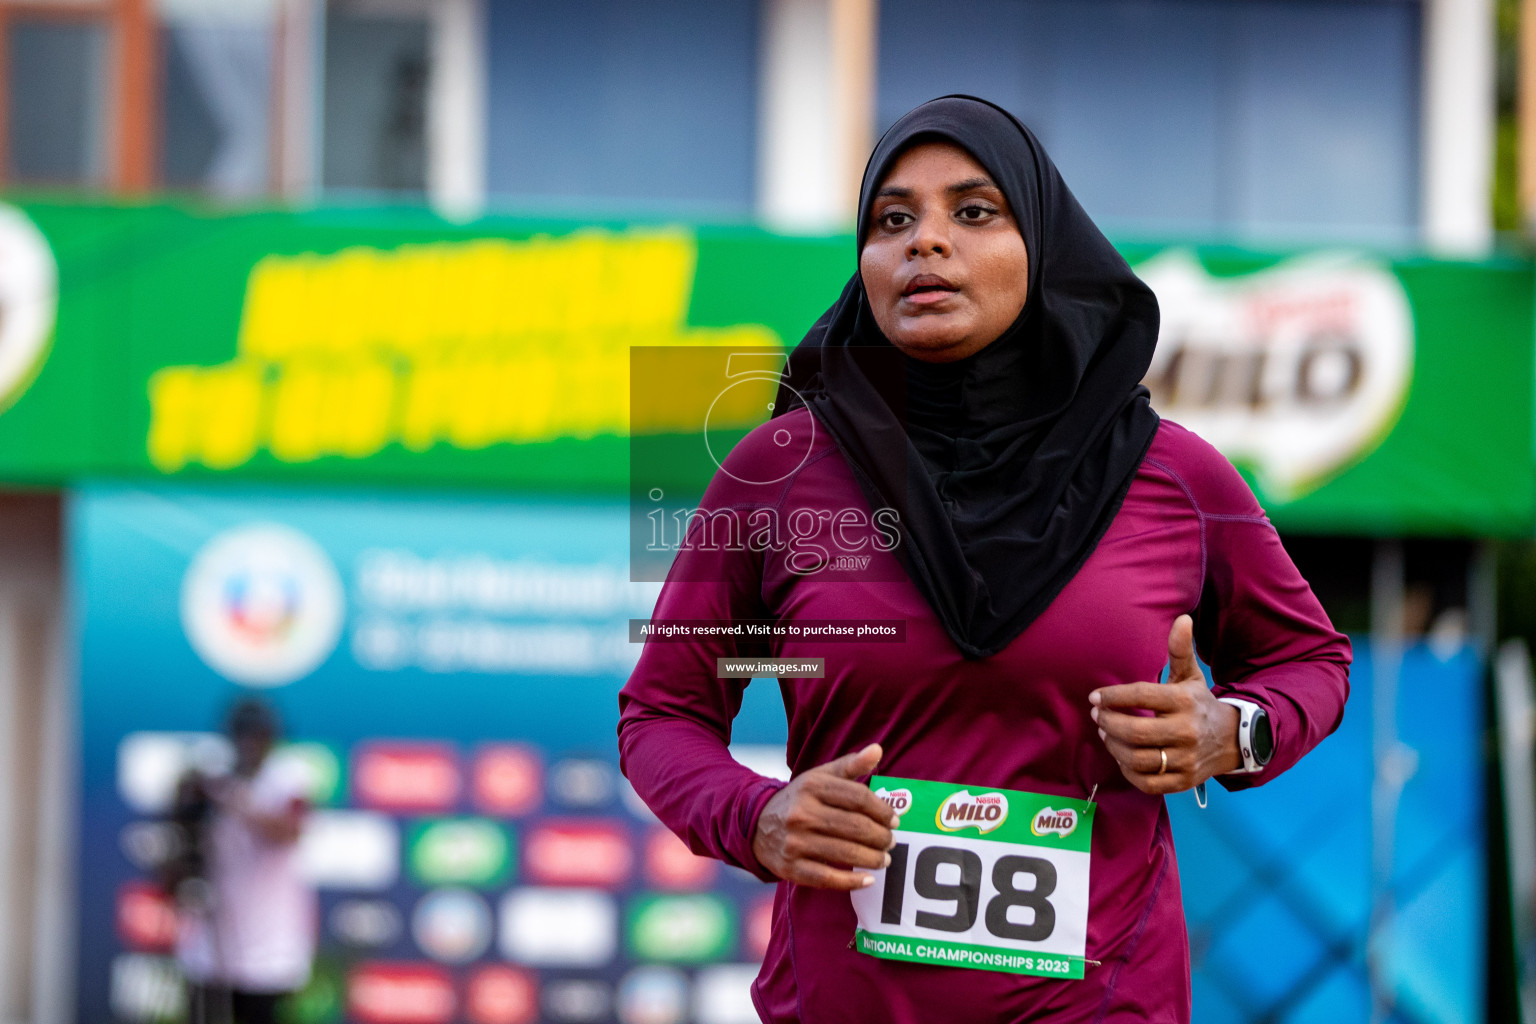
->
[618,409,1351,1023]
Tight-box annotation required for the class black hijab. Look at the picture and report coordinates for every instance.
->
[771,95,1161,660]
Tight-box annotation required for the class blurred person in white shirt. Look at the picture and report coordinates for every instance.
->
[172,699,315,1024]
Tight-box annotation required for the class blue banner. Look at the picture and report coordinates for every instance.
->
[73,484,789,1024]
[1171,642,1484,1024]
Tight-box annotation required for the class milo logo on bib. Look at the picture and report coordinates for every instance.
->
[1032,807,1078,838]
[876,787,913,818]
[936,789,1008,834]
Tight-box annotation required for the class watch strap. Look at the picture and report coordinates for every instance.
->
[1218,696,1267,774]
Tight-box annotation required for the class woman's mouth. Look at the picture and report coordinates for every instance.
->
[901,275,960,306]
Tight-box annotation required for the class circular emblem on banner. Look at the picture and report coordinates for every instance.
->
[181,523,345,686]
[0,204,57,414]
[412,888,492,964]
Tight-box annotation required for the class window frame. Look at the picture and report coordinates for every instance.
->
[0,0,158,192]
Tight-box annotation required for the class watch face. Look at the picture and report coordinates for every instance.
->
[1252,710,1274,765]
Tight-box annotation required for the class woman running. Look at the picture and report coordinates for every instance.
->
[618,95,1350,1023]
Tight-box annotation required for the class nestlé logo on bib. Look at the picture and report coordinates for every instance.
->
[1031,807,1078,839]
[875,787,912,819]
[935,790,1008,834]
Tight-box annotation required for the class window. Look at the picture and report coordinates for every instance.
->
[484,0,758,216]
[1,3,118,188]
[159,7,275,197]
[322,3,430,194]
[877,0,1420,244]
[8,19,109,185]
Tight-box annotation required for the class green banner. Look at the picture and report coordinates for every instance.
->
[0,199,1530,535]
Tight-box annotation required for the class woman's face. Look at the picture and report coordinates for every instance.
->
[859,141,1029,362]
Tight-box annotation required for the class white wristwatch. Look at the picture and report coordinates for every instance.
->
[1218,697,1273,774]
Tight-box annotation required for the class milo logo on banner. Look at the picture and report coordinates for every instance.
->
[1138,250,1413,501]
[935,790,1009,834]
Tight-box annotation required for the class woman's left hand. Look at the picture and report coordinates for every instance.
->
[1088,614,1242,794]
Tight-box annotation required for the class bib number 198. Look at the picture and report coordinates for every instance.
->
[849,776,1094,980]
[881,843,1057,941]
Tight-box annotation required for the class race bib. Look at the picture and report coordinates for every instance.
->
[849,776,1095,979]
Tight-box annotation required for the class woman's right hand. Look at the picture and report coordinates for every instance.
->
[750,743,899,889]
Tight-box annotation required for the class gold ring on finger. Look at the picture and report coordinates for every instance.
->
[1158,748,1168,775]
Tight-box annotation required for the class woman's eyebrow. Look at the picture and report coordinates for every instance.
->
[947,177,998,195]
[875,185,913,199]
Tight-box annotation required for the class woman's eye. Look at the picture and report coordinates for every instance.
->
[881,210,913,229]
[957,204,995,222]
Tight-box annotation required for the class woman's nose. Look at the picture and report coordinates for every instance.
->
[907,213,951,258]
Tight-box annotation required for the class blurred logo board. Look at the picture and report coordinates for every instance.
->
[74,485,790,1024]
[407,819,513,888]
[346,963,455,1024]
[115,882,178,953]
[471,744,542,816]
[465,965,538,1024]
[411,888,493,964]
[627,896,736,964]
[524,821,632,887]
[354,743,461,812]
[498,888,618,967]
